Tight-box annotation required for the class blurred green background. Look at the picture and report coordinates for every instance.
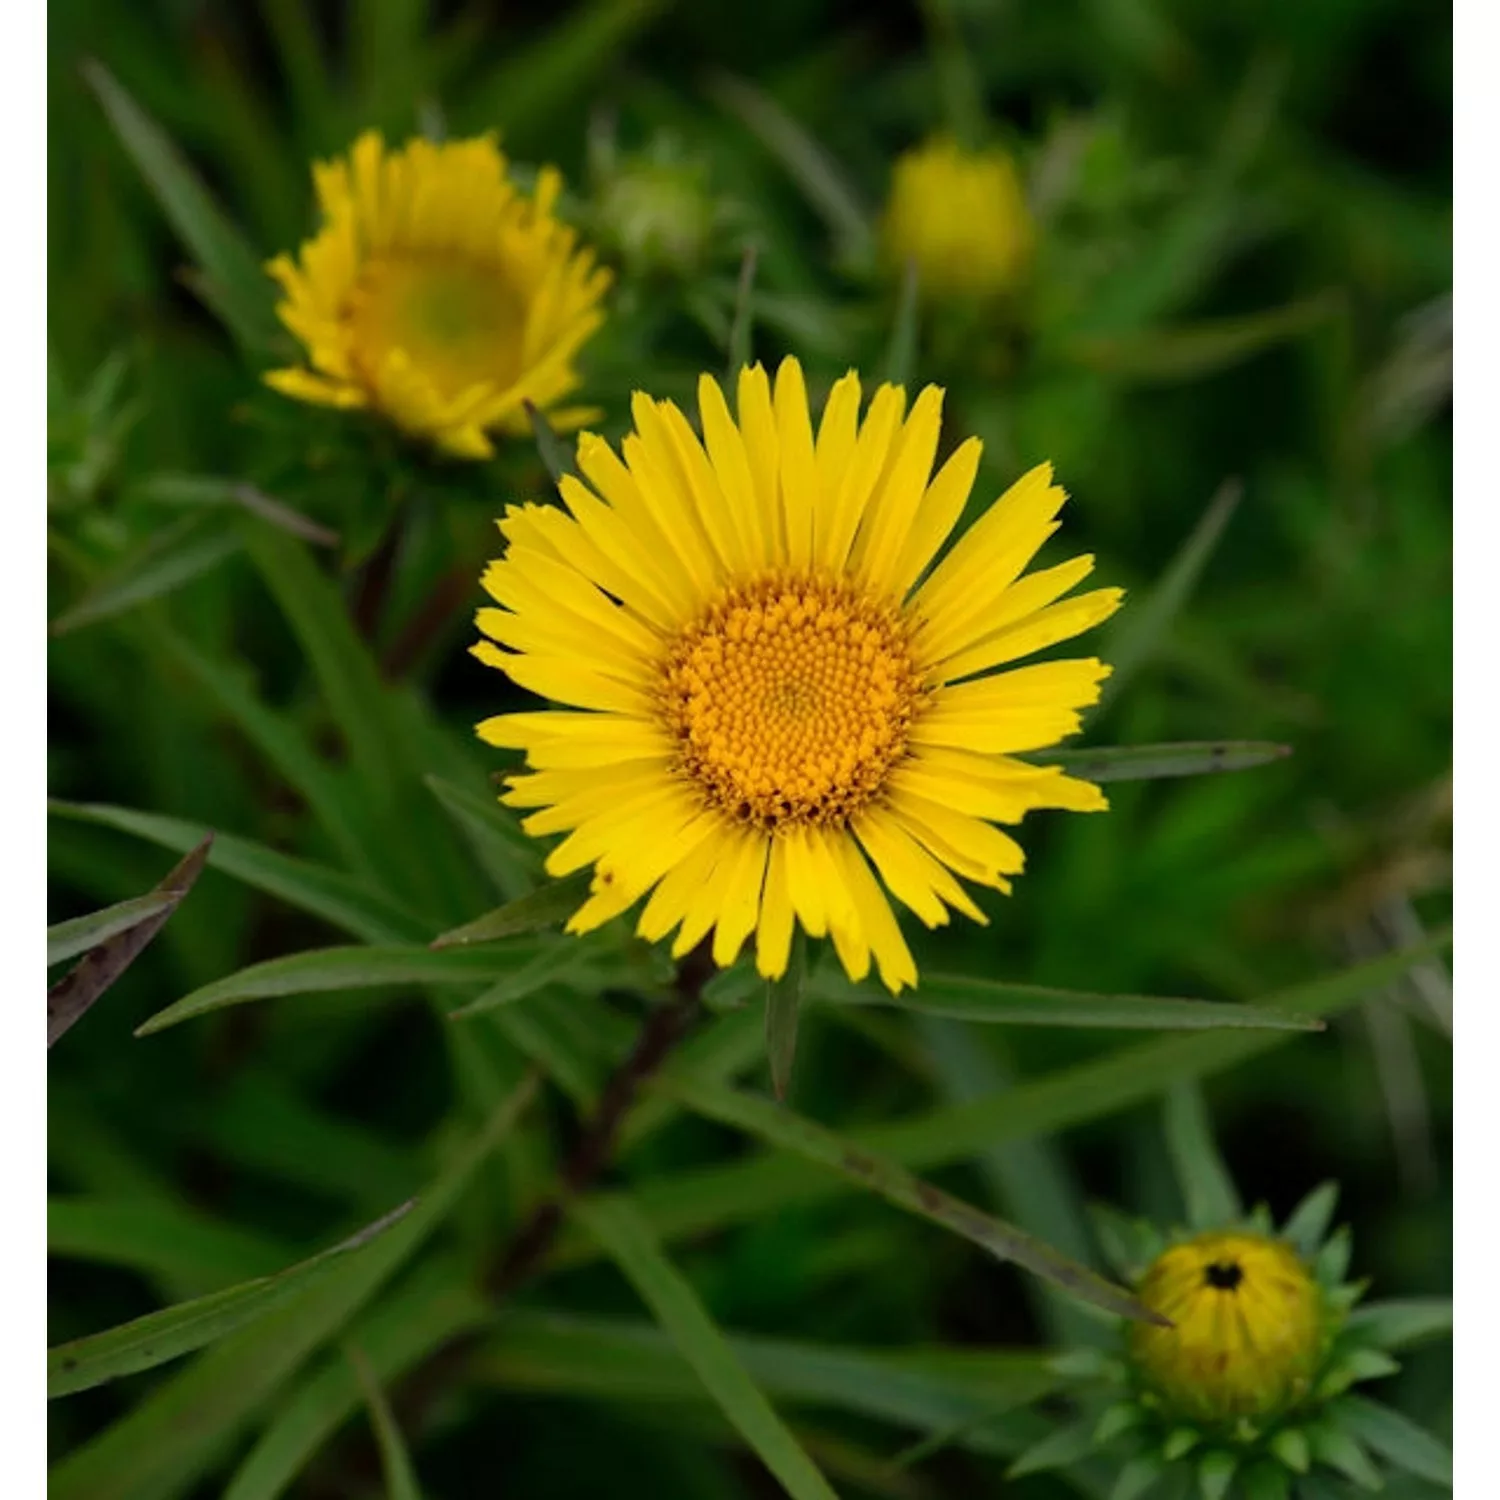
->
[48,0,1451,1496]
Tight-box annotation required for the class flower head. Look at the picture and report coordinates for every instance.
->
[881,137,1034,300]
[1129,1231,1323,1422]
[1010,1183,1451,1495]
[265,132,611,459]
[472,358,1122,990]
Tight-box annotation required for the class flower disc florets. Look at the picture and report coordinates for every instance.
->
[660,574,925,830]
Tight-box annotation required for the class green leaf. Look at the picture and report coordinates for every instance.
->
[726,242,759,379]
[568,1194,841,1500]
[765,933,805,1101]
[49,515,243,635]
[49,1198,291,1299]
[526,399,583,489]
[1087,1203,1166,1285]
[1197,1449,1237,1500]
[424,774,541,902]
[48,1204,413,1399]
[814,971,1323,1033]
[132,474,339,547]
[1163,1082,1242,1228]
[1281,1182,1340,1259]
[1269,1428,1310,1473]
[1336,1395,1452,1487]
[1110,1454,1165,1500]
[551,935,1450,1269]
[461,0,667,145]
[135,941,568,1035]
[430,871,592,949]
[81,61,286,354]
[240,522,407,812]
[709,72,874,259]
[1307,1417,1384,1490]
[1315,1226,1353,1287]
[446,945,608,1018]
[1099,477,1243,709]
[476,1308,1058,1440]
[653,1073,1162,1324]
[921,1018,1108,1347]
[48,836,214,1046]
[140,620,378,878]
[1065,292,1341,384]
[48,891,180,968]
[49,1076,538,1500]
[348,1347,426,1500]
[1343,1299,1452,1351]
[48,800,428,944]
[241,522,480,920]
[1036,741,1292,782]
[1316,1348,1400,1400]
[882,260,921,387]
[222,1270,488,1500]
[1006,1416,1097,1477]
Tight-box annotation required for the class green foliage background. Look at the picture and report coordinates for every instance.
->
[47,0,1451,1496]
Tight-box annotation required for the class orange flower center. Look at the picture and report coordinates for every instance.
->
[660,575,924,829]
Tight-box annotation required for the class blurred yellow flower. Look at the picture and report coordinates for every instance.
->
[265,132,611,459]
[1129,1231,1324,1422]
[472,358,1121,991]
[881,137,1034,300]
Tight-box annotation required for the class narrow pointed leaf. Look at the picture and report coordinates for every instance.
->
[1308,1418,1384,1489]
[726,242,759,379]
[446,945,602,1018]
[1282,1182,1341,1259]
[49,1077,538,1500]
[430,871,592,949]
[883,260,921,387]
[569,1194,841,1500]
[1163,1082,1242,1228]
[709,73,873,257]
[1099,477,1243,708]
[1336,1395,1452,1486]
[48,891,179,968]
[348,1348,426,1500]
[1343,1298,1452,1351]
[424,775,541,901]
[48,1204,413,1398]
[50,516,242,634]
[1006,1415,1097,1477]
[526,400,584,489]
[135,941,567,1036]
[49,1198,291,1298]
[48,836,213,1046]
[48,800,427,944]
[81,61,286,353]
[1036,741,1292,782]
[549,933,1449,1270]
[133,475,339,546]
[653,1073,1163,1324]
[476,1309,1058,1441]
[812,970,1323,1032]
[223,1273,488,1500]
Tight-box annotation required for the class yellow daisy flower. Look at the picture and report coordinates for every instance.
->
[1129,1232,1324,1422]
[472,359,1122,991]
[881,136,1034,300]
[265,132,612,459]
